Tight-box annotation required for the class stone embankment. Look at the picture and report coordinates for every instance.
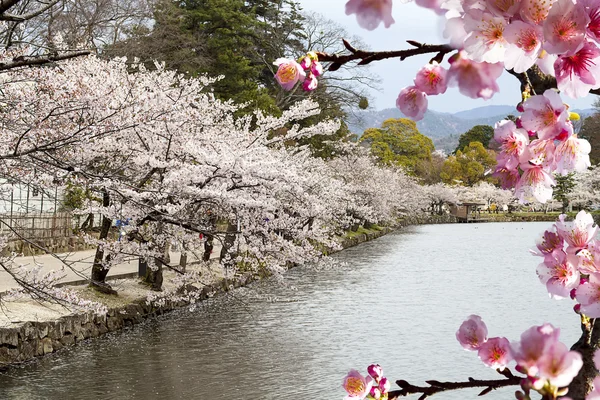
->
[0,225,395,367]
[0,271,253,366]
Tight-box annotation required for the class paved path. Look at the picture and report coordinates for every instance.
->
[0,245,222,292]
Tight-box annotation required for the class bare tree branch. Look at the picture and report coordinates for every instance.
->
[389,369,522,400]
[317,39,455,71]
[0,49,90,71]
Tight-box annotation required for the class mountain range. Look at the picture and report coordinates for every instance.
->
[346,105,595,153]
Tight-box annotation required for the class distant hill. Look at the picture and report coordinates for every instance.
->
[346,105,595,154]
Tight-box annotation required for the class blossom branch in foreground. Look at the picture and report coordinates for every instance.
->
[389,368,521,400]
[316,39,454,71]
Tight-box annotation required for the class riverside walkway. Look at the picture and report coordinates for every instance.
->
[0,246,222,293]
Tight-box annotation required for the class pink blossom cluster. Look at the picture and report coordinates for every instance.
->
[396,54,503,120]
[392,0,600,120]
[274,52,324,92]
[342,364,391,400]
[422,0,600,99]
[457,315,582,399]
[532,210,600,318]
[492,89,591,203]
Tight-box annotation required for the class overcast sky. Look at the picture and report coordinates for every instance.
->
[295,0,596,113]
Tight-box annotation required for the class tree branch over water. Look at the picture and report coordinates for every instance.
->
[388,368,522,400]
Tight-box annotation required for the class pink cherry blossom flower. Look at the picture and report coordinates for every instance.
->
[576,240,600,273]
[367,364,383,382]
[537,341,583,388]
[520,0,554,24]
[554,134,592,174]
[494,119,530,170]
[504,21,544,73]
[520,90,570,140]
[543,0,588,55]
[486,0,521,17]
[478,337,513,369]
[303,74,318,92]
[456,315,488,351]
[447,52,503,100]
[531,229,565,257]
[444,17,469,48]
[519,139,556,170]
[515,163,556,203]
[345,0,394,31]
[576,272,600,317]
[555,41,600,98]
[536,250,580,299]
[342,369,373,400]
[584,0,600,42]
[537,51,559,76]
[273,58,306,90]
[396,86,428,121]
[414,62,448,95]
[512,323,561,376]
[555,210,599,254]
[463,10,508,63]
[493,165,521,189]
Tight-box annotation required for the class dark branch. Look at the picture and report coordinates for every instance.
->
[388,369,522,400]
[0,51,91,72]
[316,39,455,72]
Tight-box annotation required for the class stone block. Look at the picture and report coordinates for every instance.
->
[0,328,19,347]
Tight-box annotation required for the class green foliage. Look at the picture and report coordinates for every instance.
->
[61,181,99,211]
[358,97,369,110]
[454,125,494,153]
[414,151,446,184]
[441,141,497,186]
[359,118,434,172]
[553,173,576,213]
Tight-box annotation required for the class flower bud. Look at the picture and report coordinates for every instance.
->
[574,303,581,314]
[379,377,390,393]
[570,288,577,300]
[515,118,523,129]
[516,103,525,113]
[369,386,382,399]
[367,364,383,382]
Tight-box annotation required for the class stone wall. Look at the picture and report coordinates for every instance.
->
[0,273,254,367]
[0,226,397,367]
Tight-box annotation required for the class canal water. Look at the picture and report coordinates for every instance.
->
[0,222,581,399]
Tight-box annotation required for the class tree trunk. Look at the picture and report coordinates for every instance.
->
[179,252,187,272]
[568,318,599,399]
[220,221,237,269]
[203,236,214,262]
[562,199,569,214]
[144,255,163,291]
[143,236,167,291]
[90,191,116,294]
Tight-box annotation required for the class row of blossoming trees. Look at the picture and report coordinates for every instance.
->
[0,54,450,301]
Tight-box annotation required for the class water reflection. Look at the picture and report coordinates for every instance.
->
[0,222,581,399]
